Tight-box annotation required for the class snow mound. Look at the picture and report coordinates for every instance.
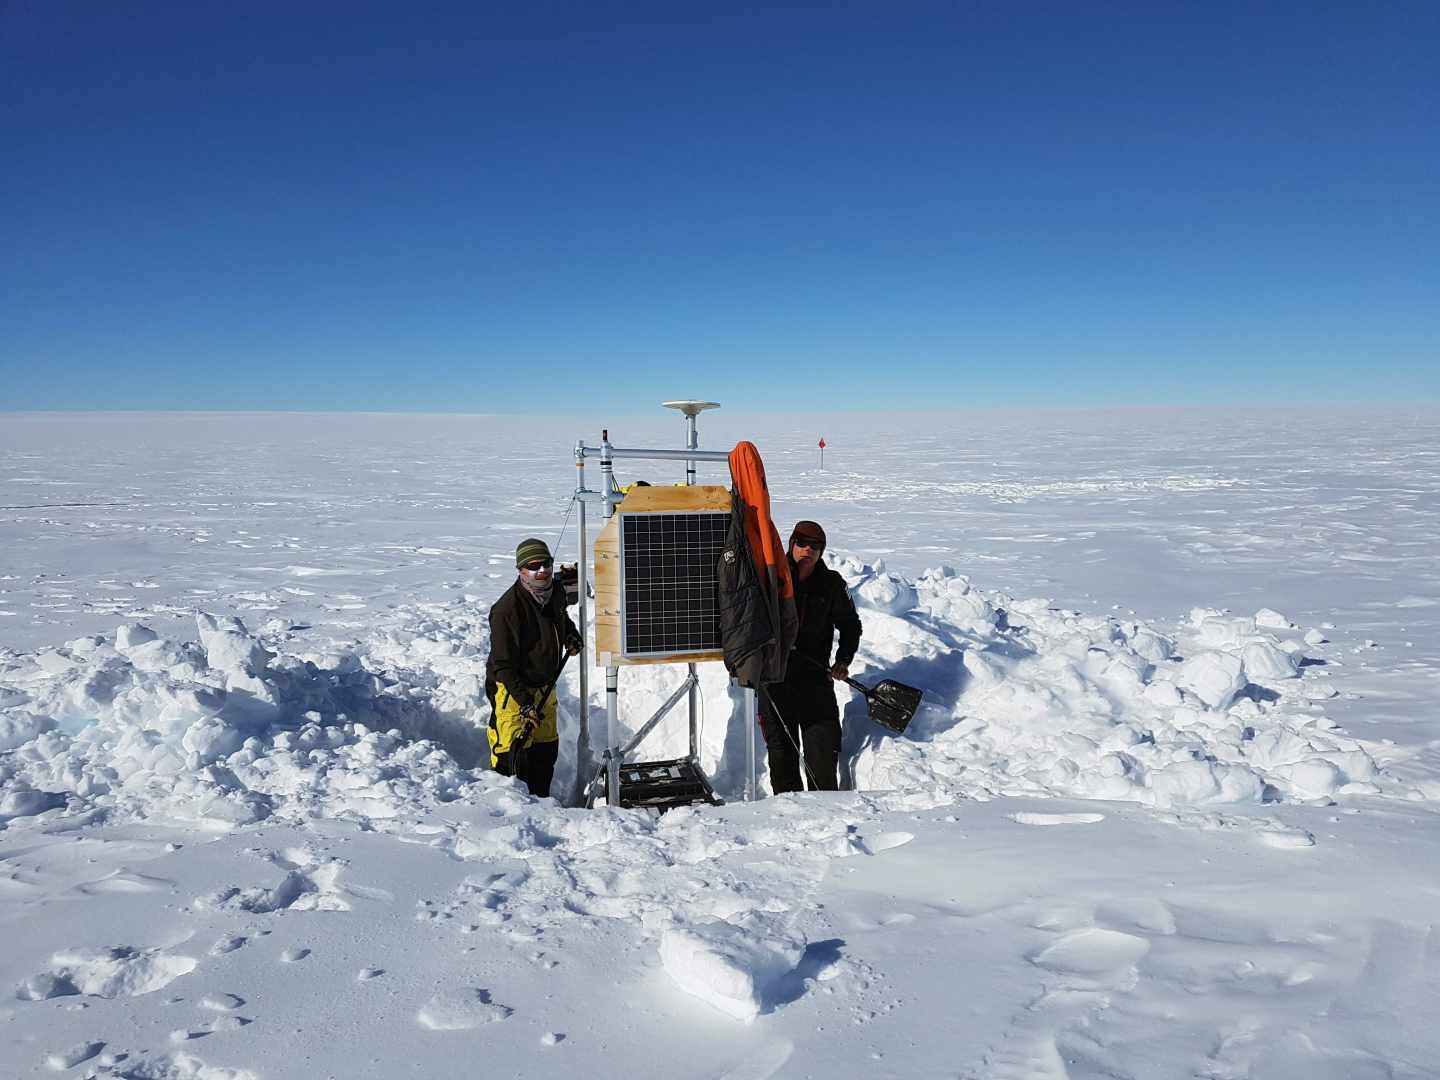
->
[0,613,503,830]
[0,562,1393,834]
[835,562,1383,810]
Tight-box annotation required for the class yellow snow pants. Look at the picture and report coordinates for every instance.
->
[488,682,559,767]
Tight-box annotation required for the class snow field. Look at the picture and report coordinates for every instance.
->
[0,550,1396,1040]
[4,408,1440,1078]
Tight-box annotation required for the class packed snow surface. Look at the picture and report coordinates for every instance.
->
[3,407,1440,1079]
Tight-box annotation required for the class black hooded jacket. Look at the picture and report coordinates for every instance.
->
[786,557,862,683]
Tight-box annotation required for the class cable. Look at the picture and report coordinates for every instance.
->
[759,684,821,793]
[552,494,576,557]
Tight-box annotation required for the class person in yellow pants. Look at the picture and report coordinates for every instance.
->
[485,538,580,797]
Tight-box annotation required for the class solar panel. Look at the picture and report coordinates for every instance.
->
[620,511,729,658]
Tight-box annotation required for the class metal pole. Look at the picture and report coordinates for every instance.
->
[685,412,698,486]
[599,429,622,515]
[573,442,591,808]
[619,671,697,758]
[684,410,699,764]
[744,686,757,801]
[605,668,620,805]
[600,430,621,805]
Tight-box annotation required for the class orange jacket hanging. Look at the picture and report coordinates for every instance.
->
[718,441,798,686]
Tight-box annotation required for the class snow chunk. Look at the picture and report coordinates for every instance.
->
[659,913,806,1023]
[1241,640,1300,681]
[1176,651,1246,710]
[1254,608,1295,629]
[37,946,197,998]
[1,784,66,822]
[1195,616,1257,649]
[1279,758,1345,800]
[0,710,55,752]
[196,614,272,676]
[1148,760,1264,808]
[855,572,917,615]
[1125,627,1174,663]
[116,623,159,650]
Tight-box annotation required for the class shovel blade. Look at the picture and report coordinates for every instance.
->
[865,679,923,735]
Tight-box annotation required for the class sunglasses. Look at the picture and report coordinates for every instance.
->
[521,559,553,573]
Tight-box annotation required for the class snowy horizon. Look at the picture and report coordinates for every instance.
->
[5,400,1439,418]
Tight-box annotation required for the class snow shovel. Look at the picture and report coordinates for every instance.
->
[792,653,922,735]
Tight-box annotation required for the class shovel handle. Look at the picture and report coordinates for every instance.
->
[515,650,572,753]
[790,650,872,698]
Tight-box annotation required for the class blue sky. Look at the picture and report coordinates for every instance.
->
[1,2,1435,412]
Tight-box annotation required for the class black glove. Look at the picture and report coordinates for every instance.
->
[564,629,582,656]
[517,703,540,735]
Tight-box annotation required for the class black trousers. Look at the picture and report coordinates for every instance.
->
[760,679,841,793]
[494,738,559,799]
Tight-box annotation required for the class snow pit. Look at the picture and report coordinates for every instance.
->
[0,562,1387,843]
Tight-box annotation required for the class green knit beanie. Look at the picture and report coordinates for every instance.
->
[515,537,552,568]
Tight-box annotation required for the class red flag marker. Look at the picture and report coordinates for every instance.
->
[818,436,826,469]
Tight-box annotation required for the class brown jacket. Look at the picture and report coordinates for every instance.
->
[485,580,579,709]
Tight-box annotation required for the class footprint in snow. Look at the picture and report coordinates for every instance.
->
[714,1038,795,1080]
[1095,896,1177,935]
[44,1041,105,1070]
[1028,905,1094,932]
[170,1016,251,1041]
[1009,811,1106,826]
[1257,826,1316,850]
[830,829,915,857]
[1028,928,1150,977]
[75,869,176,896]
[416,988,513,1030]
[210,934,246,955]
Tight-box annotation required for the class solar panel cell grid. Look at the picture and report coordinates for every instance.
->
[620,511,728,656]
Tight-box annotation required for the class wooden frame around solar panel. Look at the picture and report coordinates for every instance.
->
[593,484,731,666]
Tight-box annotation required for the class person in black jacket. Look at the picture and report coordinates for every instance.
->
[760,520,862,792]
[485,538,581,798]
